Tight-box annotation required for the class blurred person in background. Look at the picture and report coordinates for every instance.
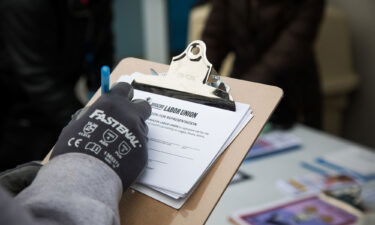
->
[0,0,113,171]
[202,0,325,129]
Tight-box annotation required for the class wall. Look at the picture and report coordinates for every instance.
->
[330,0,375,148]
[112,0,144,61]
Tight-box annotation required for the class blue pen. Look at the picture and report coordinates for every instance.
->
[101,65,110,94]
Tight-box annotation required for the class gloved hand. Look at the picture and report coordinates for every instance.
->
[51,82,151,190]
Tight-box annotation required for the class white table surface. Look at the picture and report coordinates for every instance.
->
[206,124,374,225]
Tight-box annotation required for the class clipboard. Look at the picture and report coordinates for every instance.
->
[44,44,283,225]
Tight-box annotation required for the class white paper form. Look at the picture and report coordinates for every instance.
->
[118,73,253,207]
[148,106,253,199]
[132,103,253,208]
[119,73,250,194]
[150,105,253,195]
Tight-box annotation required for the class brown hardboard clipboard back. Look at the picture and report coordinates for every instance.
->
[44,57,283,225]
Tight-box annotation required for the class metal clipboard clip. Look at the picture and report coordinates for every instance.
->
[131,40,236,111]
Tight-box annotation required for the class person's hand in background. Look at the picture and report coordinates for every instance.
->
[51,82,151,190]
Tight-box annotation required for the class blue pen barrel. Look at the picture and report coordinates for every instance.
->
[101,65,111,94]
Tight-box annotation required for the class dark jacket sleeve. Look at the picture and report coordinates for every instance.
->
[1,1,81,124]
[244,0,325,83]
[201,0,232,71]
[84,0,114,92]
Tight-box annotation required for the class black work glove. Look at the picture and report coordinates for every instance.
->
[51,82,151,190]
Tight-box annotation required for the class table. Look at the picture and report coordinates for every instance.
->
[206,124,374,225]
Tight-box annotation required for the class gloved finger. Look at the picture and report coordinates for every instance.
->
[109,82,134,100]
[131,99,152,120]
[71,107,89,121]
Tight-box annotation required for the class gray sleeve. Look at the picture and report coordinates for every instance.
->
[0,186,36,225]
[14,153,123,225]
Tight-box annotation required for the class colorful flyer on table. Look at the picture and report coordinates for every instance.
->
[230,195,358,225]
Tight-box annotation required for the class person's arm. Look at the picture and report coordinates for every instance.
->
[2,1,81,124]
[7,83,151,225]
[201,0,232,71]
[0,155,121,225]
[0,161,42,196]
[14,154,122,225]
[243,0,325,83]
[0,186,38,225]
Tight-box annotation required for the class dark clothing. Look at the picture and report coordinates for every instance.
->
[0,0,113,170]
[0,161,42,196]
[202,0,324,128]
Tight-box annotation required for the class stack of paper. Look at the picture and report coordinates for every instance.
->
[118,73,253,208]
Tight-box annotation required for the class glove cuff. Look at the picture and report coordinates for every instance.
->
[50,153,124,193]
